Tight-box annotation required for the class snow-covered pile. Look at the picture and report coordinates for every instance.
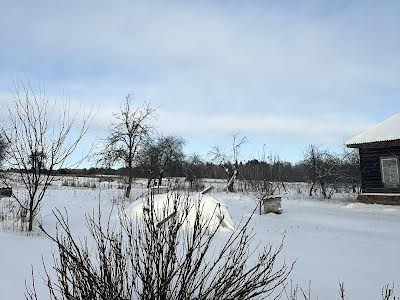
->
[127,192,235,233]
[346,113,400,146]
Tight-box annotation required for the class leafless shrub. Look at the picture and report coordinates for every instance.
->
[0,197,30,231]
[27,191,292,299]
[61,178,76,187]
[341,149,361,194]
[382,284,398,300]
[61,177,100,189]
[303,145,342,199]
[283,281,312,300]
[302,146,361,200]
[338,281,345,300]
[190,178,205,192]
[0,78,92,231]
[246,179,285,215]
[283,281,398,300]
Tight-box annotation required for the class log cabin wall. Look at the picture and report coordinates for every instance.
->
[358,141,400,193]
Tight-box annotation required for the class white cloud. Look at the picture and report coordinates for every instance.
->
[0,1,399,160]
[158,110,371,144]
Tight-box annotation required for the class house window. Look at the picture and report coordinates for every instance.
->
[380,157,399,184]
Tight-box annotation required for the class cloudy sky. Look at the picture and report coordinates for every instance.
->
[0,0,399,163]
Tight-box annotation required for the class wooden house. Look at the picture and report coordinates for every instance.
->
[346,113,400,205]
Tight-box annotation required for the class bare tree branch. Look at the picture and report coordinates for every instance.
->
[27,191,292,299]
[98,94,156,198]
[0,78,93,231]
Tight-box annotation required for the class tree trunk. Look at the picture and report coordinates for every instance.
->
[321,181,327,199]
[125,173,133,198]
[28,217,33,231]
[147,177,152,189]
[227,170,237,192]
[309,183,314,197]
[227,180,235,192]
[158,170,164,187]
[28,201,34,231]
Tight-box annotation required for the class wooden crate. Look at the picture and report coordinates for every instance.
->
[0,187,12,197]
[262,195,282,214]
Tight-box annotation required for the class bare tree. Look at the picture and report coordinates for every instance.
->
[303,145,342,199]
[155,135,185,186]
[210,132,248,192]
[302,146,361,199]
[138,135,185,188]
[27,191,292,299]
[99,95,156,198]
[184,153,205,190]
[0,79,91,231]
[342,148,361,193]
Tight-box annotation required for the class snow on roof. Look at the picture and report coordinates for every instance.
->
[346,113,400,146]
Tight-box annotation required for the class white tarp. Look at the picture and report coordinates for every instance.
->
[127,192,235,233]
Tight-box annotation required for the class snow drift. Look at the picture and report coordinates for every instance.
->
[127,192,235,233]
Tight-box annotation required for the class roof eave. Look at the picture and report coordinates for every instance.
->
[345,139,400,149]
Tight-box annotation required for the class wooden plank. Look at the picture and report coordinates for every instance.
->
[201,186,214,195]
[358,141,400,193]
[157,211,177,228]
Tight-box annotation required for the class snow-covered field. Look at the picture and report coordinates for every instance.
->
[0,177,399,299]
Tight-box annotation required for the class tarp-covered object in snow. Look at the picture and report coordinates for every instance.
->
[127,192,235,233]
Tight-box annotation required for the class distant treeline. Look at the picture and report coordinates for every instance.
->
[5,146,359,197]
[24,160,309,183]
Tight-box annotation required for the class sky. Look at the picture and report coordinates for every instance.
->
[0,0,399,164]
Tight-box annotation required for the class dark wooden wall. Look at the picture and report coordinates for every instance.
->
[358,141,400,193]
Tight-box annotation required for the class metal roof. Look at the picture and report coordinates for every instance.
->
[346,113,400,146]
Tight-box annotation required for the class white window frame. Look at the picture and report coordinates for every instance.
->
[380,156,400,184]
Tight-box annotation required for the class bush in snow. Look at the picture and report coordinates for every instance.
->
[26,191,291,299]
[0,197,31,232]
[302,145,360,200]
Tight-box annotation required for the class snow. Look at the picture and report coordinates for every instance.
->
[346,112,400,146]
[0,179,400,299]
[127,192,235,233]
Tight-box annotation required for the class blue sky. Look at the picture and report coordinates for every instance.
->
[0,0,399,163]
